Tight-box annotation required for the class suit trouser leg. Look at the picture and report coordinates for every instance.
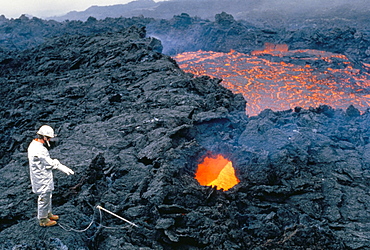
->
[38,192,52,219]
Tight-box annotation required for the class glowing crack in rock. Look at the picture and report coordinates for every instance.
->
[195,154,240,191]
[173,44,370,116]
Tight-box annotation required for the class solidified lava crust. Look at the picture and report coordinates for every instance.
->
[0,15,370,250]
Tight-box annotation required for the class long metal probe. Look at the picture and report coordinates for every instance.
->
[96,205,139,227]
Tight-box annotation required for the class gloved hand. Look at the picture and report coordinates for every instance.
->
[52,159,61,166]
[57,164,74,175]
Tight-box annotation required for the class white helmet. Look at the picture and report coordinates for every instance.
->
[37,125,55,138]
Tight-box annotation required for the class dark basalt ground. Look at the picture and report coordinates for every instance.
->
[1,25,370,249]
[1,12,370,65]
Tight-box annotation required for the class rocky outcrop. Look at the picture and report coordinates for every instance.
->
[50,0,370,27]
[148,12,370,66]
[1,12,370,66]
[1,24,370,249]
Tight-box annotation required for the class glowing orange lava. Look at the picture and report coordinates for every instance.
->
[195,154,240,191]
[173,44,370,116]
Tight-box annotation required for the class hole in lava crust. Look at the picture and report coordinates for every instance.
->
[195,152,240,191]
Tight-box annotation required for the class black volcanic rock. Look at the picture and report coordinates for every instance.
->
[1,13,370,67]
[0,15,154,51]
[0,25,246,248]
[1,24,370,249]
[1,12,370,64]
[49,0,370,27]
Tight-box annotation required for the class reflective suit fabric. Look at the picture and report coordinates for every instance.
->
[38,192,52,219]
[28,140,59,219]
[28,140,59,193]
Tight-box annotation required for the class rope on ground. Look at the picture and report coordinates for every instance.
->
[57,204,138,233]
[58,218,95,232]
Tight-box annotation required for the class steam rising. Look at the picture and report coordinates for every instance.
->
[49,0,370,23]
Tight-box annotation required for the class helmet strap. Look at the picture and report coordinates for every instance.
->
[43,136,51,148]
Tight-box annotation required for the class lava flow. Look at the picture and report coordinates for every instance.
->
[195,154,240,191]
[173,44,370,116]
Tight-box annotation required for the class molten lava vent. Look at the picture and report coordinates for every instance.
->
[173,44,370,115]
[195,154,240,191]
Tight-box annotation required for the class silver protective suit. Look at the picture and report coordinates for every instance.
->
[28,140,60,218]
[28,140,60,194]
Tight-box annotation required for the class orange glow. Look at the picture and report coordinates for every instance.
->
[195,154,240,191]
[173,44,370,116]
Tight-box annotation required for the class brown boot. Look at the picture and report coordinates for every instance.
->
[48,213,59,221]
[39,218,57,227]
